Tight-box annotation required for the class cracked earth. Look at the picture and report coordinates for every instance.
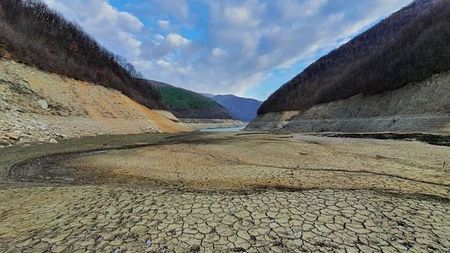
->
[0,133,449,252]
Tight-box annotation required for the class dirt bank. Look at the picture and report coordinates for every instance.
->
[247,71,450,133]
[0,59,191,147]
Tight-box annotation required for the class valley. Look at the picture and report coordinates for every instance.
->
[1,0,449,252]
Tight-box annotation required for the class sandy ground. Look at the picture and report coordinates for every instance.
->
[27,133,449,198]
[1,132,449,252]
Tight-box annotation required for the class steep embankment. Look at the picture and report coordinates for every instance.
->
[249,0,450,133]
[247,72,450,133]
[0,59,190,147]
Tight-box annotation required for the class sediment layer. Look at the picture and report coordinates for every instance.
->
[248,72,450,133]
[0,59,190,147]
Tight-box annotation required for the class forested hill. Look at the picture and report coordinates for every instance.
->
[258,0,450,114]
[0,0,164,109]
[148,80,235,119]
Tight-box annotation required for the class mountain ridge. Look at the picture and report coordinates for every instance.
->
[147,80,235,120]
[258,0,450,115]
[208,94,262,122]
[249,0,450,133]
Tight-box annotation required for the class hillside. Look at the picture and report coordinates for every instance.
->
[258,0,450,114]
[0,59,190,147]
[149,81,235,119]
[247,71,450,133]
[0,0,163,110]
[208,94,262,122]
[249,0,450,133]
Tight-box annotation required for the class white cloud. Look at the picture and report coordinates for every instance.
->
[277,0,329,19]
[212,48,226,58]
[223,6,258,27]
[166,33,191,48]
[157,59,171,67]
[43,0,414,99]
[43,0,144,60]
[157,19,170,30]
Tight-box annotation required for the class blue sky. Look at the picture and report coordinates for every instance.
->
[43,0,413,100]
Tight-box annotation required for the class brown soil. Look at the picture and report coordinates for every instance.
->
[13,133,450,198]
[2,132,449,252]
[0,59,190,147]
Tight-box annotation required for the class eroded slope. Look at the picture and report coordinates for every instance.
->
[0,59,190,147]
[248,72,450,133]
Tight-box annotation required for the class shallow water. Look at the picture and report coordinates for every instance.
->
[200,126,245,132]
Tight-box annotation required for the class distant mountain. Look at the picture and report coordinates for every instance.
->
[147,80,235,119]
[201,93,215,98]
[209,95,262,122]
[258,0,450,114]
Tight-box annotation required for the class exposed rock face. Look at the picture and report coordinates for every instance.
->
[247,72,450,133]
[0,59,191,147]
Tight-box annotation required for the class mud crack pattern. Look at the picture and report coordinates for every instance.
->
[0,186,449,252]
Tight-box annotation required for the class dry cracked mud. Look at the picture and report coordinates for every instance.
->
[1,132,449,252]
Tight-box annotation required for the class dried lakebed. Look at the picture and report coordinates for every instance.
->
[1,132,449,252]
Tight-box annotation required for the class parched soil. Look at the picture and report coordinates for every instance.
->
[0,132,449,252]
[11,133,450,197]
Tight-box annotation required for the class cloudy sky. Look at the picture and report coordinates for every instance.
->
[43,0,412,100]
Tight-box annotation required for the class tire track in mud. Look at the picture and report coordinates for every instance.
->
[6,140,450,202]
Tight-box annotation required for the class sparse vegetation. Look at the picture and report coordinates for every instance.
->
[259,0,450,114]
[0,0,164,109]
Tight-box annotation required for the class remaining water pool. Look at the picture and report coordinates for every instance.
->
[200,126,245,132]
